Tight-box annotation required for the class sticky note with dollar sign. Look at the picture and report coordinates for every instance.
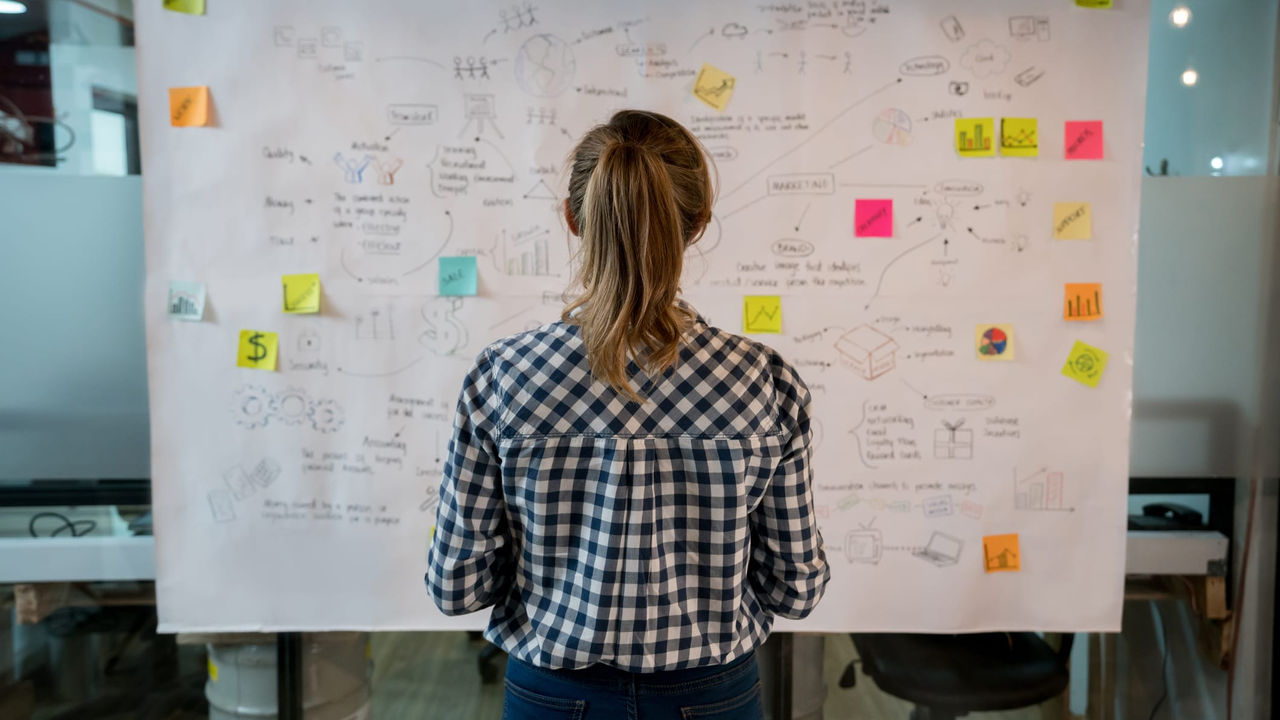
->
[237,330,278,370]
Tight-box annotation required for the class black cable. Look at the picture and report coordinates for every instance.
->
[27,511,97,537]
[1148,602,1170,720]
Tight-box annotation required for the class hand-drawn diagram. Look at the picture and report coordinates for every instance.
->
[836,325,899,380]
[232,385,345,433]
[844,528,883,564]
[420,297,469,357]
[934,419,974,459]
[914,532,964,567]
[514,34,576,97]
[1014,467,1073,511]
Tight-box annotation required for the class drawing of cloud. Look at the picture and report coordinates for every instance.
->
[960,39,1010,78]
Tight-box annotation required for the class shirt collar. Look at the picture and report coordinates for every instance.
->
[564,297,706,327]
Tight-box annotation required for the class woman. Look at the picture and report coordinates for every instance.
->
[427,109,829,720]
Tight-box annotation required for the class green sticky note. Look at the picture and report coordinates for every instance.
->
[1075,0,1112,7]
[439,256,478,296]
[282,273,321,314]
[743,295,782,334]
[1061,340,1109,387]
[163,0,206,15]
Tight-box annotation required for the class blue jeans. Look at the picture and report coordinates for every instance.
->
[502,650,763,720]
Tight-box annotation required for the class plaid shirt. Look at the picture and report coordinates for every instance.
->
[426,298,829,671]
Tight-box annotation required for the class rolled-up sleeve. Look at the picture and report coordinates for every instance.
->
[426,348,513,615]
[748,354,830,619]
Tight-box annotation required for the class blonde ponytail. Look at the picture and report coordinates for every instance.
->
[562,110,714,403]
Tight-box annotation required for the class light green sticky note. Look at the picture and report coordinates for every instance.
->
[163,0,206,15]
[1061,340,1109,387]
[439,256,478,296]
[1075,0,1113,7]
[282,273,321,314]
[743,295,782,334]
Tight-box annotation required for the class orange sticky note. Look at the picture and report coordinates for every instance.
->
[169,86,209,127]
[1064,283,1103,321]
[983,534,1020,573]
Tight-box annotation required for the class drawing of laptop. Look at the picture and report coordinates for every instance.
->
[914,531,963,567]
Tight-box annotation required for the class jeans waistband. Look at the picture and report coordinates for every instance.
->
[508,649,758,691]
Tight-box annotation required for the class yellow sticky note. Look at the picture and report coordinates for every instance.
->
[282,273,321,314]
[207,657,219,682]
[1001,118,1038,157]
[743,295,782,334]
[1061,340,1109,387]
[163,0,205,15]
[983,534,1021,573]
[955,118,995,157]
[1075,0,1112,7]
[975,324,1015,361]
[693,63,736,111]
[1064,283,1103,321]
[237,330,278,371]
[1052,202,1091,240]
[169,86,209,127]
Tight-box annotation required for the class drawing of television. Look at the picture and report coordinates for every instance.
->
[845,528,882,564]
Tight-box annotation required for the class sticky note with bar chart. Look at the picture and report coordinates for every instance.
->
[955,118,996,157]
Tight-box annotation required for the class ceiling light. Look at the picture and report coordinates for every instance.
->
[1181,68,1198,86]
[1169,7,1191,28]
[0,1,28,14]
[1210,156,1223,170]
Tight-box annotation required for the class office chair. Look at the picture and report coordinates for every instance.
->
[842,632,1074,720]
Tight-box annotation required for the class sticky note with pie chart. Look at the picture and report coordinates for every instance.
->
[1061,340,1109,388]
[975,324,1015,361]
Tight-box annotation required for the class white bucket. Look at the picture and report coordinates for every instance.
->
[205,632,371,720]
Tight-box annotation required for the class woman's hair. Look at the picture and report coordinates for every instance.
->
[561,110,715,403]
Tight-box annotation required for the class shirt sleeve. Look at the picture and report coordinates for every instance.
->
[747,353,831,619]
[425,348,514,615]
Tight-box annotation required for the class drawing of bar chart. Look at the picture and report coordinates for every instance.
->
[1014,468,1070,511]
[170,292,199,316]
[496,227,552,276]
[1064,284,1103,320]
[957,121,992,152]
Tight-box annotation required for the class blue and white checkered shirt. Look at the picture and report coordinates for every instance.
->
[426,298,829,671]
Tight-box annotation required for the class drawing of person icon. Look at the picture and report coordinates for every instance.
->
[453,56,464,80]
[334,152,372,184]
[372,157,403,185]
[465,56,478,79]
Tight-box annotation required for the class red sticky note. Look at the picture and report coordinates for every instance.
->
[1064,121,1103,160]
[855,199,893,237]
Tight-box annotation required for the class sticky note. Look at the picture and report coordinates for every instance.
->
[1064,283,1103,321]
[1065,121,1104,160]
[975,324,1015,360]
[1052,202,1092,240]
[1061,340,1109,387]
[163,0,205,14]
[237,330,278,371]
[855,199,893,237]
[439,256,478,296]
[1000,118,1038,157]
[282,273,321,313]
[955,118,995,157]
[693,63,736,111]
[983,534,1021,573]
[169,86,209,127]
[1075,0,1112,7]
[207,658,219,682]
[743,295,782,334]
[168,280,206,321]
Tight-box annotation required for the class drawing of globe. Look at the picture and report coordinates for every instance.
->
[515,34,576,97]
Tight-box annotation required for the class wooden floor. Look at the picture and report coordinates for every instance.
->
[369,632,1056,719]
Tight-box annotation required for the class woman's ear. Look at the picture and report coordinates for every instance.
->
[563,198,579,236]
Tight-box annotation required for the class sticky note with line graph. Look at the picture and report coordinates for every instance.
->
[983,534,1021,573]
[1063,283,1103,321]
[1000,118,1038,157]
[743,295,782,334]
[693,63,736,111]
[282,274,321,313]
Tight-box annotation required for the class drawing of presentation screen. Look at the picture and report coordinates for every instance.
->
[137,1,1149,632]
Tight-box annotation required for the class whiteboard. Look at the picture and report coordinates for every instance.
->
[138,0,1149,632]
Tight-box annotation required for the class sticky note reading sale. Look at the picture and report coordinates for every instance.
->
[1064,283,1103,321]
[855,199,893,237]
[1053,202,1092,240]
[1065,121,1104,160]
[169,86,209,127]
[693,63,736,111]
[282,273,321,313]
[955,118,995,157]
[1000,118,1038,157]
[983,534,1021,573]
[163,0,205,14]
[237,330,278,371]
[743,295,782,334]
[438,256,478,296]
[1061,340,1109,387]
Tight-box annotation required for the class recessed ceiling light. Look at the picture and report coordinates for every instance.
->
[1170,6,1191,28]
[1181,68,1198,86]
[0,1,28,14]
[1210,156,1224,170]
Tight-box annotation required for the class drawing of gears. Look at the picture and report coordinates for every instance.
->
[270,387,310,426]
[308,398,345,434]
[231,385,273,429]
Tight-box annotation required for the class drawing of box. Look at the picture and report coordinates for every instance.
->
[835,325,898,380]
[934,421,973,459]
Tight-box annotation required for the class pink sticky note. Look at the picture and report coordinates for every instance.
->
[1064,121,1104,160]
[855,199,893,237]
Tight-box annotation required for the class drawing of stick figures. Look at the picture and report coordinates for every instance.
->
[480,57,490,79]
[453,56,464,80]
